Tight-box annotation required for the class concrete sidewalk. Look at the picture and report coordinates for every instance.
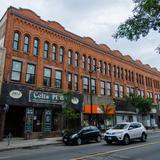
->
[0,137,62,152]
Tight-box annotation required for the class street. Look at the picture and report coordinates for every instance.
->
[0,132,160,160]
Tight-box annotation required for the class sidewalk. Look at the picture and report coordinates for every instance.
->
[0,137,62,152]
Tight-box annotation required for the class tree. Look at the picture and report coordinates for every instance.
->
[125,93,153,114]
[63,90,80,129]
[113,0,160,52]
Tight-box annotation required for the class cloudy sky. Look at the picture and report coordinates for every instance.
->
[0,0,160,70]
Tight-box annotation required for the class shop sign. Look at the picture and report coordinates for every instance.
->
[43,110,52,132]
[71,97,79,104]
[9,90,22,99]
[25,108,34,132]
[29,90,64,104]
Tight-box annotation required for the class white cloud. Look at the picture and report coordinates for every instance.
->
[0,0,159,70]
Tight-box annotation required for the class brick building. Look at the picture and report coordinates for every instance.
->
[0,7,160,139]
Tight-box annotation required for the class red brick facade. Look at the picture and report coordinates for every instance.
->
[1,7,159,103]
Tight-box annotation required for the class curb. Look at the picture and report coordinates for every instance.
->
[0,141,62,152]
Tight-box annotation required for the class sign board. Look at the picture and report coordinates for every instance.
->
[25,108,34,132]
[9,90,22,99]
[43,110,52,132]
[29,90,64,104]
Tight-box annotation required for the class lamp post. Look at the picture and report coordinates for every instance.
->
[89,70,93,125]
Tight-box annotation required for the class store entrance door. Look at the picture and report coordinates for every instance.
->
[4,106,25,137]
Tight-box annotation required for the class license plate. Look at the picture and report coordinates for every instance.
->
[108,137,112,140]
[64,138,67,142]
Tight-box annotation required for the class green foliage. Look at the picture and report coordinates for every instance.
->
[113,0,160,43]
[63,90,80,120]
[125,93,153,114]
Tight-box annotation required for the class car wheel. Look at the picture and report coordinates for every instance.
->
[141,133,147,142]
[77,138,82,145]
[96,136,101,142]
[123,135,130,145]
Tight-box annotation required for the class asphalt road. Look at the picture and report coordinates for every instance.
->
[0,132,160,160]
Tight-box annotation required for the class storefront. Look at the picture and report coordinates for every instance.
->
[0,82,69,139]
[83,94,115,130]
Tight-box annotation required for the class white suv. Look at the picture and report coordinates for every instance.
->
[104,122,147,145]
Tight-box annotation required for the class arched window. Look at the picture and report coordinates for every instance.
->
[82,55,86,69]
[23,35,29,53]
[75,52,79,67]
[104,62,107,75]
[13,32,20,50]
[33,38,39,56]
[88,57,91,71]
[68,50,72,65]
[93,58,97,71]
[44,41,49,59]
[52,44,57,61]
[59,47,64,63]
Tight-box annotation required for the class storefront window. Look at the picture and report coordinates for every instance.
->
[26,64,36,84]
[43,68,51,87]
[11,60,22,81]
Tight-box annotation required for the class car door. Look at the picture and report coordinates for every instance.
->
[81,126,91,142]
[128,123,136,139]
[133,123,142,138]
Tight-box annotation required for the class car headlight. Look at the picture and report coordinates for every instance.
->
[70,134,78,139]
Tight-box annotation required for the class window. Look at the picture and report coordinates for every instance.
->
[33,38,39,56]
[121,68,124,79]
[83,77,89,93]
[113,65,116,78]
[120,85,124,98]
[100,81,105,95]
[131,72,134,82]
[23,35,29,53]
[44,42,49,59]
[13,32,20,50]
[59,47,64,63]
[91,79,96,94]
[43,68,51,87]
[108,63,111,76]
[131,88,134,94]
[68,73,72,90]
[74,74,78,91]
[88,57,91,71]
[104,62,107,75]
[128,71,131,81]
[125,69,128,80]
[141,90,144,97]
[126,86,130,96]
[11,60,22,81]
[52,45,56,61]
[26,64,36,84]
[82,55,86,69]
[138,89,141,96]
[75,52,79,67]
[68,50,72,65]
[117,67,120,78]
[107,82,111,96]
[99,61,102,73]
[93,58,97,71]
[115,84,119,97]
[55,70,62,88]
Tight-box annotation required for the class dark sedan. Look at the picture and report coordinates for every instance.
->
[63,126,102,145]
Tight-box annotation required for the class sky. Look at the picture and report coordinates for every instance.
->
[0,0,160,71]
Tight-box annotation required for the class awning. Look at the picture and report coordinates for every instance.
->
[84,104,115,114]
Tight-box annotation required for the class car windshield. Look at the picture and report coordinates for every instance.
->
[113,124,129,129]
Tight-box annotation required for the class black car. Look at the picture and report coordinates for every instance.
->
[63,126,102,145]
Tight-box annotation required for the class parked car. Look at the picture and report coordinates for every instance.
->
[63,126,102,145]
[104,122,147,145]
